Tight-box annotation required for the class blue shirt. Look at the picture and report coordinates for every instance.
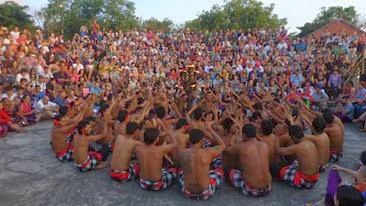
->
[90,86,102,95]
[53,96,66,107]
[33,92,45,102]
[290,74,304,87]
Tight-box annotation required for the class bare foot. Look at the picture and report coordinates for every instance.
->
[360,128,366,132]
[95,161,108,169]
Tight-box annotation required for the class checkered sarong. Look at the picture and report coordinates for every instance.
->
[329,151,342,163]
[210,155,223,169]
[55,141,73,162]
[109,162,140,182]
[74,152,102,172]
[139,168,177,191]
[178,168,224,200]
[229,169,271,197]
[280,161,319,189]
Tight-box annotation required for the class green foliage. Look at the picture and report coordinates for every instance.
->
[0,1,35,30]
[41,0,139,38]
[297,6,359,37]
[185,0,287,31]
[142,18,174,32]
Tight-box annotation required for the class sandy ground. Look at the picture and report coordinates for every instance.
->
[0,121,365,206]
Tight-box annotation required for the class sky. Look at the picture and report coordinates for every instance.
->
[2,0,366,32]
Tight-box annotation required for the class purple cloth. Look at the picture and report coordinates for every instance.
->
[326,170,342,206]
[328,74,342,88]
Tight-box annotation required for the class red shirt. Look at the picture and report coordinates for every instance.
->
[0,109,12,125]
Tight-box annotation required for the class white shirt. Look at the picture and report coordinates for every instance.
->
[34,99,58,116]
[10,31,20,40]
[1,93,17,101]
[16,73,30,84]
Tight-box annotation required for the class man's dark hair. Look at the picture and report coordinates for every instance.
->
[154,105,166,119]
[77,119,91,134]
[221,118,234,131]
[189,129,205,144]
[143,128,160,145]
[322,109,334,124]
[175,118,188,130]
[99,102,109,114]
[126,121,139,135]
[242,124,257,139]
[59,106,68,116]
[312,116,326,134]
[117,110,129,122]
[192,107,204,120]
[289,125,304,140]
[261,119,273,136]
[336,185,364,206]
[253,102,263,110]
[137,97,145,105]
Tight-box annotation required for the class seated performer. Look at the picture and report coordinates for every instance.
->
[136,123,177,191]
[177,124,225,200]
[51,104,86,162]
[277,125,320,189]
[73,115,110,172]
[226,124,272,197]
[301,115,330,172]
[323,110,343,162]
[109,122,143,182]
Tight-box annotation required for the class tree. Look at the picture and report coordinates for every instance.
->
[142,18,174,32]
[41,0,139,38]
[297,6,359,37]
[0,1,34,30]
[185,0,287,31]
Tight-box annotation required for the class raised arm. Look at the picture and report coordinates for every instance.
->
[206,123,226,157]
[87,114,110,142]
[185,103,198,124]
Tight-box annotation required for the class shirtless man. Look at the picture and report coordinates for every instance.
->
[226,124,271,197]
[277,125,320,189]
[171,118,189,163]
[302,115,330,172]
[186,104,206,131]
[177,124,225,200]
[323,110,343,162]
[94,104,116,149]
[259,119,277,165]
[109,122,143,182]
[113,110,129,137]
[136,125,177,191]
[51,104,85,162]
[73,116,110,172]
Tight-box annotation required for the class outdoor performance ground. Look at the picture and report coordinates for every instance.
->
[0,122,364,206]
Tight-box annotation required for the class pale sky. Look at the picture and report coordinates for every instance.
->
[2,0,366,32]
